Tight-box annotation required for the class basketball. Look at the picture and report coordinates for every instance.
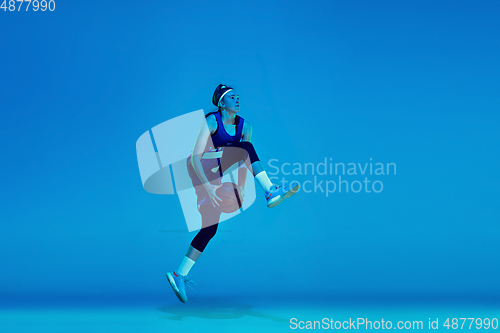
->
[215,182,242,213]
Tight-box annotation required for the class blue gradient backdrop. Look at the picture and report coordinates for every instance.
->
[1,0,499,306]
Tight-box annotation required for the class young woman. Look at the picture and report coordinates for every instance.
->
[166,84,299,303]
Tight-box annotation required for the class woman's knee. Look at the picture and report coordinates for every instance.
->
[239,141,255,152]
[236,142,259,163]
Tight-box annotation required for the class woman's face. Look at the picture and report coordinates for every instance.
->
[221,91,240,114]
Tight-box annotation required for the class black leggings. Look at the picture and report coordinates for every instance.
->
[190,204,221,252]
[190,141,260,252]
[216,141,260,175]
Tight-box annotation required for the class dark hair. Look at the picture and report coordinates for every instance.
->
[212,84,234,112]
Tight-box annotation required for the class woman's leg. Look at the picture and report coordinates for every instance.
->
[220,142,273,191]
[176,204,221,276]
[220,141,300,207]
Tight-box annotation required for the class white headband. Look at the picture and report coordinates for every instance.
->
[218,88,233,105]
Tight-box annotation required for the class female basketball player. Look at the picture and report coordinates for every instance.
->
[166,84,299,303]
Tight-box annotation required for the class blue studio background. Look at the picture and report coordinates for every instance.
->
[1,0,499,306]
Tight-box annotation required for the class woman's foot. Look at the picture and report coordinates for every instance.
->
[265,181,300,208]
[166,271,195,303]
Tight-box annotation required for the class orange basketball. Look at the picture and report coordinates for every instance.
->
[216,182,242,213]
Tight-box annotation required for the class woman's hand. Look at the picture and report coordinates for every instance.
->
[205,183,223,207]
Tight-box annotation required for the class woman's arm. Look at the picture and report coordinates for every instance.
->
[191,115,222,206]
[241,120,252,142]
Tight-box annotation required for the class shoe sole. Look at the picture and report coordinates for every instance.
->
[267,183,300,208]
[166,273,187,303]
[283,183,300,200]
[267,195,285,208]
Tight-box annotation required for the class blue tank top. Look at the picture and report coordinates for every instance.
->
[206,111,244,149]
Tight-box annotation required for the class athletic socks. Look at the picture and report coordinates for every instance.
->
[176,246,202,276]
[255,171,273,192]
[177,256,195,276]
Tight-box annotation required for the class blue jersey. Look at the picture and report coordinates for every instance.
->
[206,111,244,149]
